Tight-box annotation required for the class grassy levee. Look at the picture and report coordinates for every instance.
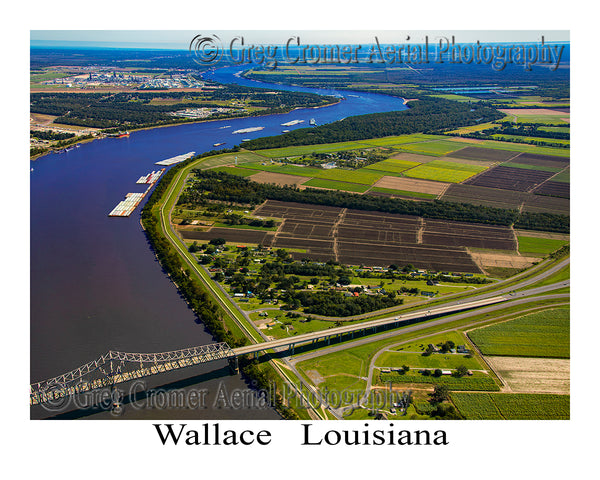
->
[156,155,263,344]
[144,149,328,419]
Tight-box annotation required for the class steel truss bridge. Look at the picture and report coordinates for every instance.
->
[30,343,235,406]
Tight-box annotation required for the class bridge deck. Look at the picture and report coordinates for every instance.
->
[232,296,506,356]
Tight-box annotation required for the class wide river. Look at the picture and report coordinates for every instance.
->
[30,65,407,419]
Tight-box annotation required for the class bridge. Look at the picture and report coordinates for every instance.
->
[30,295,507,406]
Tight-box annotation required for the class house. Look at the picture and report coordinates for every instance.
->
[457,345,469,354]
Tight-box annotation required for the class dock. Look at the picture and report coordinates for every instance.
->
[155,151,195,166]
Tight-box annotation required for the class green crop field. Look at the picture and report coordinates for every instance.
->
[362,159,421,175]
[517,236,569,255]
[303,178,371,193]
[465,139,570,157]
[502,162,563,173]
[551,168,570,183]
[403,159,487,183]
[380,371,499,391]
[359,134,442,147]
[398,140,468,156]
[467,307,570,358]
[451,392,569,419]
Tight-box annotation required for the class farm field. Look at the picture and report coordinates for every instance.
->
[508,152,570,169]
[485,356,570,394]
[250,171,312,187]
[450,392,569,419]
[379,370,499,391]
[371,176,449,196]
[446,146,520,162]
[403,159,487,183]
[517,236,569,255]
[501,161,563,173]
[303,178,371,193]
[456,139,570,157]
[463,165,555,191]
[367,187,438,200]
[375,351,483,370]
[242,162,383,185]
[532,181,570,198]
[362,158,421,175]
[498,108,570,124]
[549,167,570,183]
[253,200,499,272]
[467,307,570,358]
[396,140,469,156]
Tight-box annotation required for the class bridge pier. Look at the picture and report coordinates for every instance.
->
[229,356,239,374]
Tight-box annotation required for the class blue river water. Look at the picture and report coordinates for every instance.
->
[30,66,407,419]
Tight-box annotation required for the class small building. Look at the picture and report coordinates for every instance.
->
[441,370,452,375]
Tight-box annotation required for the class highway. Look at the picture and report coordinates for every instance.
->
[232,295,507,356]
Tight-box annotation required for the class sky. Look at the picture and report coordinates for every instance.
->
[30,30,570,50]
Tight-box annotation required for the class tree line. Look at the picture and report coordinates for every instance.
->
[241,96,503,150]
[185,170,569,233]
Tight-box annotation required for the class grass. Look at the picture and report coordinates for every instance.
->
[302,178,370,193]
[451,392,569,419]
[467,307,570,358]
[209,166,257,177]
[403,159,487,183]
[297,350,367,378]
[517,236,569,256]
[375,351,483,370]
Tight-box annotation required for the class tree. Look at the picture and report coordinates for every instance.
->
[454,365,469,377]
[401,365,410,374]
[433,369,443,377]
[431,384,449,403]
